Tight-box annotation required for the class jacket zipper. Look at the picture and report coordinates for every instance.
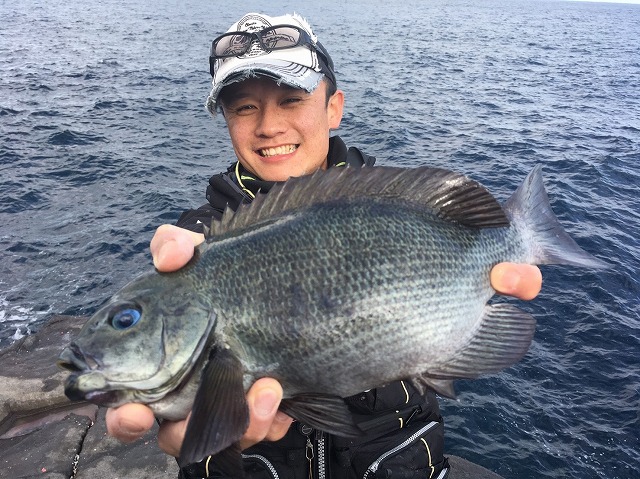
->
[362,420,439,479]
[316,430,326,479]
[241,453,280,479]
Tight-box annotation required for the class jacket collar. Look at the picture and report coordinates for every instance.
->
[205,136,371,211]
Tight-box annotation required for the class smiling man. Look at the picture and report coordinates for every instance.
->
[215,77,343,181]
[105,12,542,479]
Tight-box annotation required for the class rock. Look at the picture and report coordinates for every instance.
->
[1,413,91,479]
[74,408,178,479]
[0,315,505,479]
[0,316,93,479]
[0,315,89,437]
[0,315,179,479]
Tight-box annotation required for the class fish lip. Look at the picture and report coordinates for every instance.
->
[58,343,102,372]
[84,390,121,405]
[63,374,122,405]
[63,374,88,402]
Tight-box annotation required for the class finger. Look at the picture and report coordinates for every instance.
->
[158,414,190,457]
[263,411,295,443]
[239,378,292,450]
[491,263,542,300]
[150,224,204,272]
[105,404,155,443]
[160,379,291,457]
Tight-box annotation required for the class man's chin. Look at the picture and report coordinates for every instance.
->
[254,159,327,182]
[255,162,304,182]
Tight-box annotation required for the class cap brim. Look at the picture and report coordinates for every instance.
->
[206,59,324,114]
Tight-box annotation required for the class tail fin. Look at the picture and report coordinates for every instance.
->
[504,165,608,268]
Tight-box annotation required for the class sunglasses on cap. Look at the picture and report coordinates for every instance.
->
[209,24,335,83]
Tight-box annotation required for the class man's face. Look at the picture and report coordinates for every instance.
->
[220,77,344,182]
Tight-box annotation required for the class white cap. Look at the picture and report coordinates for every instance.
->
[205,13,335,115]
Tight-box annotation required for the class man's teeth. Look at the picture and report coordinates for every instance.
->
[260,145,297,157]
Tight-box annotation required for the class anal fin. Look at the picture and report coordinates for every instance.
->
[416,303,536,398]
[280,393,362,437]
[409,376,457,399]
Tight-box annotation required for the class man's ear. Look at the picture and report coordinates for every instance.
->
[327,89,345,130]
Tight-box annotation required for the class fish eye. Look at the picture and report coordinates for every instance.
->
[109,303,142,330]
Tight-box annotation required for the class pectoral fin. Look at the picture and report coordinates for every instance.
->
[178,346,249,475]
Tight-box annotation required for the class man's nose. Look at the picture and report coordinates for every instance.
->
[255,104,286,137]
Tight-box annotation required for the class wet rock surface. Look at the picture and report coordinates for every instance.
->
[0,315,178,479]
[0,315,503,478]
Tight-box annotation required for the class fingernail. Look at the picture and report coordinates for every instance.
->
[503,270,520,293]
[274,411,292,424]
[153,240,173,269]
[118,418,147,440]
[253,388,279,418]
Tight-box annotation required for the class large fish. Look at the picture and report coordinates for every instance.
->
[58,165,605,473]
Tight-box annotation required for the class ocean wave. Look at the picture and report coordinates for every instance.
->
[47,130,108,146]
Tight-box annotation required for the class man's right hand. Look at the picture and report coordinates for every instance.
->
[105,225,293,457]
[150,224,205,272]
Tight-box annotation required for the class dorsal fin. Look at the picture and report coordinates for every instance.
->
[205,166,509,240]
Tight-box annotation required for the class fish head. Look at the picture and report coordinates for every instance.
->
[58,271,216,408]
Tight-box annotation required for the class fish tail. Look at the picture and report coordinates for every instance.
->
[504,165,607,268]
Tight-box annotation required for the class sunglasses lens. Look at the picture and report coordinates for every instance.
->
[213,32,253,57]
[211,26,308,59]
[260,26,302,50]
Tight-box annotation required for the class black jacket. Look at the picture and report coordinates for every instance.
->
[176,136,376,232]
[177,136,449,479]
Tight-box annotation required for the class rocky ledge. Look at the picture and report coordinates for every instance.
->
[0,316,504,479]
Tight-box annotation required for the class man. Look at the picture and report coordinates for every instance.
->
[106,12,542,478]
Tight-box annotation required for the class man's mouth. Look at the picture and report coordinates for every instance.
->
[259,144,298,157]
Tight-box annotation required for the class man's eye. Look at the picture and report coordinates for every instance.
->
[234,104,256,114]
[282,97,302,105]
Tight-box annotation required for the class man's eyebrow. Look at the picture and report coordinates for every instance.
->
[221,90,251,104]
[221,84,306,106]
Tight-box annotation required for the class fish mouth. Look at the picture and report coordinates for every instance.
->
[63,374,92,402]
[84,390,121,405]
[63,374,128,406]
[58,343,101,372]
[62,363,188,407]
